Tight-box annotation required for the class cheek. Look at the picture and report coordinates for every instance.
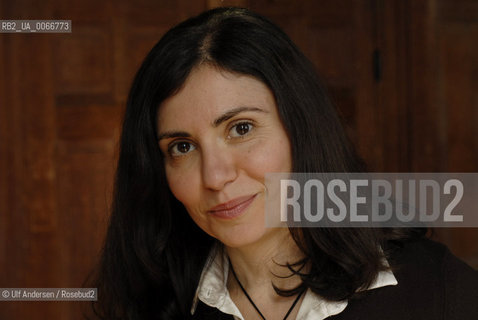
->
[244,135,292,176]
[165,166,199,208]
[166,166,213,230]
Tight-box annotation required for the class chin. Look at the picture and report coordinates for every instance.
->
[212,223,268,249]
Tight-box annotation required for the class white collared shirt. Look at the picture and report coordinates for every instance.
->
[191,246,398,320]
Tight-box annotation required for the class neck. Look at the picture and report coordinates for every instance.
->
[225,228,305,297]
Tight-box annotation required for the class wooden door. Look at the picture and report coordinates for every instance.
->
[249,1,383,169]
[402,0,478,267]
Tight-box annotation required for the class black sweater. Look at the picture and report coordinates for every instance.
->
[193,238,478,319]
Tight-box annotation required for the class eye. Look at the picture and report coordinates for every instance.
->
[169,141,196,156]
[229,122,253,138]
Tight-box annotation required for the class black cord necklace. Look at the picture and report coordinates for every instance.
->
[229,260,305,320]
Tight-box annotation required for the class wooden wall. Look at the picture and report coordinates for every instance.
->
[0,0,477,318]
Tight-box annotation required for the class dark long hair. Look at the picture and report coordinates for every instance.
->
[92,7,425,319]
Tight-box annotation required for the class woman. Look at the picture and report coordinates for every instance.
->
[92,7,478,320]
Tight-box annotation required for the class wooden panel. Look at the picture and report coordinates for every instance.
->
[208,0,250,9]
[0,1,60,317]
[252,0,380,169]
[16,38,57,235]
[441,25,478,170]
[52,0,113,23]
[56,105,121,140]
[351,1,381,170]
[305,27,357,85]
[407,0,443,172]
[437,0,478,23]
[114,26,170,102]
[328,86,357,133]
[56,140,115,287]
[304,0,357,27]
[53,26,114,95]
[403,0,478,268]
[432,3,478,267]
[0,0,207,318]
[374,0,410,172]
[250,0,303,17]
[118,0,204,26]
[249,1,305,50]
[0,45,28,313]
[113,0,205,102]
[0,0,8,296]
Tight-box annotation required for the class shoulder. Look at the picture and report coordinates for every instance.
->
[392,237,478,319]
[191,301,235,320]
[390,237,474,271]
[330,237,478,320]
[389,237,478,291]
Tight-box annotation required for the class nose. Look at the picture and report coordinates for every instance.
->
[201,146,238,191]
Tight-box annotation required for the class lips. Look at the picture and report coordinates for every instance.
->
[208,194,257,219]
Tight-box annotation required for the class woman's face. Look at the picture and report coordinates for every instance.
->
[157,65,292,248]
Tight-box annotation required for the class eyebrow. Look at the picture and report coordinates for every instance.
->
[157,131,191,141]
[157,106,267,141]
[213,106,267,127]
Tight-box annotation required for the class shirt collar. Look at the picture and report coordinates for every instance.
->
[191,244,244,318]
[191,245,397,319]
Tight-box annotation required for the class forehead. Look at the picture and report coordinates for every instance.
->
[157,65,276,129]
